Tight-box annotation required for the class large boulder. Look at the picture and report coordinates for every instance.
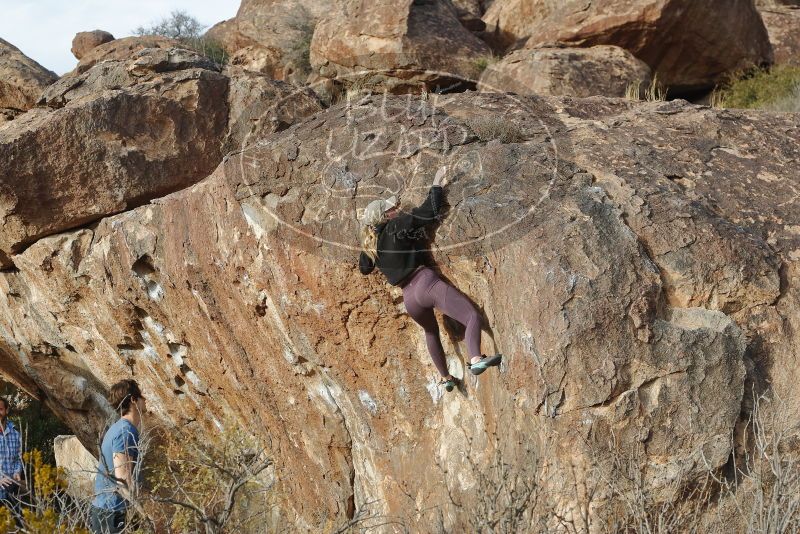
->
[0,47,228,267]
[71,30,115,60]
[310,0,492,93]
[0,38,57,112]
[39,47,222,108]
[482,0,773,93]
[1,93,798,530]
[74,35,179,74]
[451,0,488,31]
[757,4,800,66]
[206,0,331,84]
[223,65,323,154]
[478,44,652,97]
[54,435,98,499]
[0,47,322,269]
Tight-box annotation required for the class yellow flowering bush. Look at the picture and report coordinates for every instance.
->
[23,449,68,500]
[0,506,15,533]
[4,448,90,534]
[20,507,88,534]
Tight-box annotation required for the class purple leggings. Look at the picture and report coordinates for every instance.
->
[402,267,483,377]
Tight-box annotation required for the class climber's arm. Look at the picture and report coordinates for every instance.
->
[408,186,444,228]
[359,251,375,275]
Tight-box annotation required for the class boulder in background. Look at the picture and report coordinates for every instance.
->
[0,38,57,112]
[54,435,98,499]
[757,4,800,66]
[482,0,773,93]
[479,44,652,97]
[71,30,115,60]
[310,0,492,93]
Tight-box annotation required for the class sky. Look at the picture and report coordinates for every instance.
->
[0,0,241,75]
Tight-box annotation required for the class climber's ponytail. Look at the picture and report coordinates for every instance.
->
[361,225,379,262]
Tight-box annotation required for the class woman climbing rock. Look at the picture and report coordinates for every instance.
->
[358,165,502,392]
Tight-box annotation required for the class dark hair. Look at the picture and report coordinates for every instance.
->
[0,397,9,411]
[108,379,143,416]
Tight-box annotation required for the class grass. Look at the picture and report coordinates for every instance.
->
[767,84,800,112]
[473,54,498,75]
[625,74,668,102]
[712,65,800,111]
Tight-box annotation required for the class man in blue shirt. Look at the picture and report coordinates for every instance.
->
[0,396,23,520]
[90,379,146,534]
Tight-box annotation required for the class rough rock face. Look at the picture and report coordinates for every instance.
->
[758,5,800,66]
[478,44,652,97]
[39,47,222,108]
[451,0,487,31]
[0,48,228,267]
[71,30,115,60]
[757,0,800,5]
[482,0,773,92]
[0,38,57,112]
[223,66,323,154]
[0,108,23,125]
[74,36,179,74]
[0,47,321,269]
[452,0,483,17]
[206,0,331,84]
[1,92,798,530]
[310,0,492,92]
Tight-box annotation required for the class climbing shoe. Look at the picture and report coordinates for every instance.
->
[468,354,503,375]
[438,376,458,392]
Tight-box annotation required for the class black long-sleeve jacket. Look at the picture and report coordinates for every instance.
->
[359,186,443,286]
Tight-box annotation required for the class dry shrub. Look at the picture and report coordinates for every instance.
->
[0,448,91,534]
[765,84,800,113]
[465,432,550,534]
[140,424,275,534]
[591,392,799,533]
[0,507,14,532]
[1,423,277,533]
[133,10,228,66]
[625,74,668,102]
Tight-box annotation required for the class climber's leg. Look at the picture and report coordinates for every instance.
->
[427,276,484,360]
[403,269,450,377]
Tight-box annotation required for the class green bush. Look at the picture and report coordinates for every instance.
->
[473,55,497,74]
[714,65,800,111]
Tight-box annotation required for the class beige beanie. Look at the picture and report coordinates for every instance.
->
[360,195,398,227]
